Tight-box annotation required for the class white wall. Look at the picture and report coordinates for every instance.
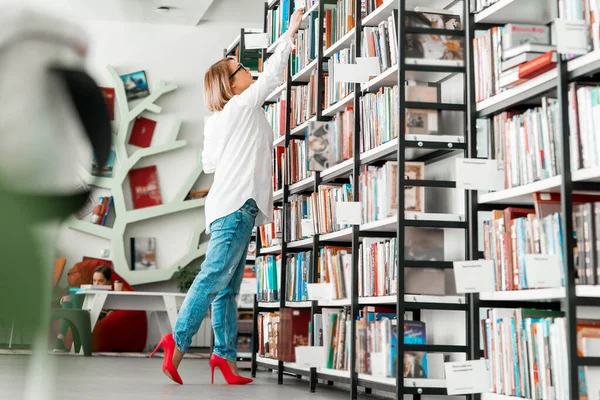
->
[55,17,262,348]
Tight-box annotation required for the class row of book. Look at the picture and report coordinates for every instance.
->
[361,14,398,75]
[290,72,318,128]
[265,93,286,143]
[568,83,600,171]
[323,1,355,51]
[359,161,425,224]
[563,0,600,53]
[326,48,355,106]
[474,23,556,102]
[286,251,311,301]
[292,10,318,76]
[574,201,600,285]
[319,247,352,300]
[258,207,283,248]
[482,308,600,400]
[286,139,312,185]
[266,0,291,46]
[492,98,562,189]
[256,254,281,302]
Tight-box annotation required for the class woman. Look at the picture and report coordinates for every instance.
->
[53,266,112,351]
[150,9,304,386]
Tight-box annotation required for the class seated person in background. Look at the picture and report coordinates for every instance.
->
[53,266,112,352]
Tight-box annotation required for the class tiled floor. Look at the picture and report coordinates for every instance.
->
[0,354,373,400]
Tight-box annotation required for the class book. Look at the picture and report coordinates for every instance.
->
[403,320,427,378]
[286,251,312,301]
[497,51,557,89]
[129,116,157,148]
[128,165,162,209]
[91,148,115,178]
[256,254,282,302]
[568,83,600,171]
[130,237,157,271]
[278,308,311,362]
[100,87,115,120]
[501,52,545,72]
[502,24,550,51]
[503,43,556,61]
[120,70,150,101]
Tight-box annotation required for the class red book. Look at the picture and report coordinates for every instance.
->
[129,117,157,148]
[533,192,600,218]
[100,88,115,120]
[503,207,536,290]
[128,165,162,209]
[518,51,556,80]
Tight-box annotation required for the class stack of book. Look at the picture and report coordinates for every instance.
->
[313,308,351,370]
[324,1,355,49]
[259,207,283,248]
[560,0,600,52]
[480,308,591,399]
[257,311,280,358]
[360,161,425,224]
[474,24,555,101]
[361,16,398,74]
[286,139,311,184]
[360,86,399,152]
[318,246,352,300]
[265,91,286,142]
[256,255,281,302]
[326,47,355,106]
[361,0,385,18]
[492,98,562,189]
[574,200,600,285]
[286,251,312,301]
[568,83,600,171]
[292,11,318,76]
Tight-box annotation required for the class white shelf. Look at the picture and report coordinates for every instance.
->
[474,0,557,25]
[301,2,319,28]
[260,245,282,254]
[323,93,354,117]
[359,295,465,305]
[273,134,286,147]
[284,300,313,308]
[226,34,241,54]
[317,368,351,378]
[256,355,279,366]
[273,188,283,202]
[247,255,256,261]
[319,228,353,242]
[289,175,315,193]
[576,285,600,298]
[67,218,112,240]
[357,373,396,386]
[362,65,398,93]
[266,83,286,103]
[481,393,522,400]
[125,198,206,223]
[77,165,114,190]
[258,301,280,309]
[266,40,279,54]
[292,58,318,82]
[359,135,464,165]
[358,374,446,389]
[360,213,465,233]
[324,28,355,58]
[288,238,313,249]
[573,166,600,183]
[318,298,351,307]
[320,158,353,181]
[290,116,315,136]
[237,352,252,359]
[480,286,600,301]
[478,176,562,205]
[284,361,310,372]
[362,0,399,27]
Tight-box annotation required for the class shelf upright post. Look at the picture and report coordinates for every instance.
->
[396,1,407,400]
[251,295,259,377]
[350,0,362,399]
[464,1,481,394]
[556,45,578,400]
[262,2,269,63]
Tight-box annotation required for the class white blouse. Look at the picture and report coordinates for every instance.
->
[202,35,294,232]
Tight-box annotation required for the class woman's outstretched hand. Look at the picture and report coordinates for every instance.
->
[286,8,304,38]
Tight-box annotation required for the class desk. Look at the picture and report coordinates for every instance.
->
[79,290,186,332]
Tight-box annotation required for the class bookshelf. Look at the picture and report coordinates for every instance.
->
[467,0,600,399]
[249,0,472,398]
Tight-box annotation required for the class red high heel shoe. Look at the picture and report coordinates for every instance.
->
[150,333,183,385]
[210,354,253,385]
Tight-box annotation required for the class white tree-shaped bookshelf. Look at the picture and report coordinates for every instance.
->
[65,65,208,285]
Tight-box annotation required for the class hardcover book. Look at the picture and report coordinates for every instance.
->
[130,237,157,271]
[128,165,163,209]
[120,70,150,101]
[403,320,427,378]
[129,116,157,148]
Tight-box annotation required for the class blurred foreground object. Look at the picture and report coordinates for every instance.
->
[0,6,112,399]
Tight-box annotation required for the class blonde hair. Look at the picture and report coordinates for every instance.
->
[204,58,235,112]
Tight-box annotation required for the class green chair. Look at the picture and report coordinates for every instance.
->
[49,308,92,356]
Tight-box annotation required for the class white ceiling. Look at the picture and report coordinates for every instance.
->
[5,0,216,25]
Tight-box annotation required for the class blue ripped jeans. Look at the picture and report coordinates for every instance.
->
[173,198,257,361]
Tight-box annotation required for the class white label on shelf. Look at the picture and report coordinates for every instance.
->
[334,64,365,83]
[555,19,589,55]
[356,57,381,77]
[455,158,504,191]
[307,283,333,300]
[444,359,490,395]
[240,278,257,295]
[244,33,270,50]
[295,346,326,368]
[336,202,361,225]
[301,219,315,236]
[524,254,562,288]
[370,352,386,376]
[295,0,306,8]
[453,260,496,293]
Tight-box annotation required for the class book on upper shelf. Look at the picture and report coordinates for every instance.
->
[291,8,318,76]
[361,16,398,77]
[286,251,312,302]
[259,207,283,248]
[324,1,355,50]
[128,165,162,209]
[130,236,157,271]
[91,147,115,178]
[120,70,150,102]
[129,116,157,148]
[327,47,356,106]
[185,188,209,200]
[568,83,600,172]
[319,246,352,300]
[256,254,281,302]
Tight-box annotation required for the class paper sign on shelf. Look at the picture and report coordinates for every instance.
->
[444,359,490,395]
[334,64,366,83]
[356,57,381,78]
[295,346,326,368]
[524,254,562,288]
[453,260,496,293]
[301,219,315,236]
[555,19,589,55]
[307,283,333,301]
[455,158,504,191]
[336,202,362,225]
[244,33,270,50]
[370,353,386,377]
